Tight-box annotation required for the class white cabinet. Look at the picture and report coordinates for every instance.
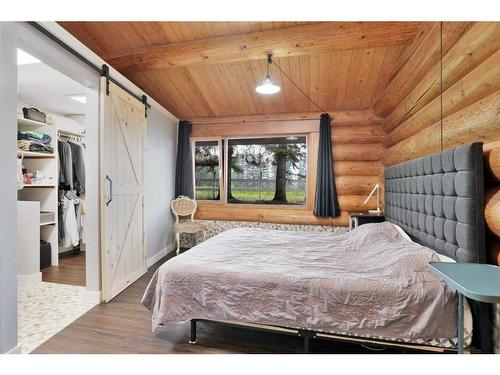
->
[17,201,42,286]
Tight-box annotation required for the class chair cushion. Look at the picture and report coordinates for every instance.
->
[174,221,207,234]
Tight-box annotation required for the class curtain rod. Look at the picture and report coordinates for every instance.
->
[27,22,151,111]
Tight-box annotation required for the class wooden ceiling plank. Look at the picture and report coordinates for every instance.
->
[353,48,377,109]
[343,49,364,109]
[275,57,296,113]
[326,52,340,109]
[318,52,331,111]
[101,22,421,72]
[371,46,401,104]
[365,48,387,107]
[288,56,304,112]
[334,50,354,111]
[231,61,261,115]
[309,53,322,111]
[298,55,312,112]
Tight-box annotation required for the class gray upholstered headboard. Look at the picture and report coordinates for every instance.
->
[384,143,486,264]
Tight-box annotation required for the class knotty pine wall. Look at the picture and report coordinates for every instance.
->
[379,22,500,265]
[190,110,385,226]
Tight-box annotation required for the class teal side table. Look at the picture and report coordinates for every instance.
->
[428,262,500,354]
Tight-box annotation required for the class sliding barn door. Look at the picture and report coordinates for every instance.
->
[100,78,147,303]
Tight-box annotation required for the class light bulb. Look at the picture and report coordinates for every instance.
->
[256,75,281,95]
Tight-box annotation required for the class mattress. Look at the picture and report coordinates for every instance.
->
[142,222,472,349]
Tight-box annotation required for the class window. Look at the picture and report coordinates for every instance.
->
[227,136,307,205]
[193,140,222,201]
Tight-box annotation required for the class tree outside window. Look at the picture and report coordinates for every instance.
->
[227,137,307,205]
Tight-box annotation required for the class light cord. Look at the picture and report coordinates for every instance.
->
[270,57,329,115]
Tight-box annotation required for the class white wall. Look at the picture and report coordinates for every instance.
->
[0,22,20,354]
[145,107,177,262]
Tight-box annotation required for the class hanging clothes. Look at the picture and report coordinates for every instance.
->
[79,198,86,244]
[68,141,86,194]
[61,194,80,248]
[58,139,73,190]
[58,135,86,248]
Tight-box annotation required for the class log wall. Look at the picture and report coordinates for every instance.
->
[380,21,500,265]
[190,110,385,226]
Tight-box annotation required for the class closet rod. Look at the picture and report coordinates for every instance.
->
[27,22,151,111]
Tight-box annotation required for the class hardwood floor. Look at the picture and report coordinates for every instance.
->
[33,253,412,354]
[41,252,86,287]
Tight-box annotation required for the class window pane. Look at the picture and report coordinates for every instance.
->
[227,137,307,205]
[194,141,220,200]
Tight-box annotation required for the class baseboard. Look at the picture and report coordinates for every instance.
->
[17,272,42,287]
[85,290,102,304]
[5,344,21,354]
[147,244,175,268]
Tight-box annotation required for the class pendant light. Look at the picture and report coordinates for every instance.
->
[256,54,281,95]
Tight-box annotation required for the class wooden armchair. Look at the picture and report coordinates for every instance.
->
[171,196,207,255]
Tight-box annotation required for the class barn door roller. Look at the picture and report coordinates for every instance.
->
[28,22,151,118]
[101,64,111,96]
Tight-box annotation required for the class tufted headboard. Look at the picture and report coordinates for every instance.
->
[384,142,486,263]
[384,143,492,352]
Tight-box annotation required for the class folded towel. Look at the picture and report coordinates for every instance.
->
[18,131,52,145]
[17,140,54,154]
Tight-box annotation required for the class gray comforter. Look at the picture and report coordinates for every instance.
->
[142,222,460,342]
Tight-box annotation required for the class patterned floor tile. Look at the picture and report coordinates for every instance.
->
[18,282,97,353]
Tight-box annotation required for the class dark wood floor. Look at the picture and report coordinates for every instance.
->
[34,254,410,354]
[42,252,86,286]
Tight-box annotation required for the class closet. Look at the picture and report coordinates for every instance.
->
[16,52,88,286]
[17,108,87,279]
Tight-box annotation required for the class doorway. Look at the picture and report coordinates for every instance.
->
[16,48,96,353]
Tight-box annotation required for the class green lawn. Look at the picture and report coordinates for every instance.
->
[195,187,305,204]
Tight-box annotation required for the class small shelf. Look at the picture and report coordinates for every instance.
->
[17,117,49,128]
[40,221,56,226]
[22,184,56,188]
[17,150,55,159]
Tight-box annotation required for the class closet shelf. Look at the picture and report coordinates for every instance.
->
[17,117,50,128]
[22,184,56,188]
[40,221,56,226]
[17,150,56,159]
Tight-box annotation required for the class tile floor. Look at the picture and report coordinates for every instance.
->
[17,282,97,353]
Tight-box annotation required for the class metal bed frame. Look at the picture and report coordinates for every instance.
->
[188,319,460,354]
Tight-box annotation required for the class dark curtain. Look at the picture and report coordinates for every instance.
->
[174,120,194,198]
[313,114,340,217]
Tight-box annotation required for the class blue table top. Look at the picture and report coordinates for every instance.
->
[428,262,500,303]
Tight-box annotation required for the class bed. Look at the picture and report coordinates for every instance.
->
[142,142,490,353]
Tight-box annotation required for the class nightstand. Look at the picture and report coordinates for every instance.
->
[428,262,500,354]
[348,212,385,230]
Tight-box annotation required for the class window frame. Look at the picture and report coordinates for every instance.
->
[191,137,225,203]
[223,134,309,208]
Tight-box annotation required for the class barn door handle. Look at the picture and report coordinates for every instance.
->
[105,175,113,206]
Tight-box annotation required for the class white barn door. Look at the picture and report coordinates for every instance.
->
[100,78,147,303]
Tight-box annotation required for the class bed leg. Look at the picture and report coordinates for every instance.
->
[304,336,311,354]
[189,319,197,344]
[298,329,315,354]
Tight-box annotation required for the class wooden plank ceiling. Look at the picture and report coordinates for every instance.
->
[59,21,424,119]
